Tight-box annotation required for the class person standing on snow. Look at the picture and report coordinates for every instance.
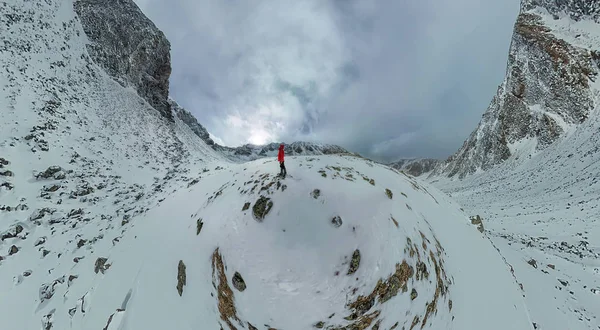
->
[278,143,287,178]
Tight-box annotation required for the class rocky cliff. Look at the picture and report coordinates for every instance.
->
[436,0,600,178]
[389,159,441,177]
[74,0,173,120]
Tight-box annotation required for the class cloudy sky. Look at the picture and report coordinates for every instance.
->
[134,0,520,162]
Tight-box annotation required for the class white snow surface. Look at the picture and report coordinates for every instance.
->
[0,0,582,329]
[432,90,600,330]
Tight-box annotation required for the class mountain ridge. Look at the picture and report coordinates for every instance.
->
[431,0,600,179]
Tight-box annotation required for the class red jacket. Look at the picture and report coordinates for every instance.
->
[278,145,284,162]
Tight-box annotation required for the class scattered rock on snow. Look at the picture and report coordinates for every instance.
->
[0,170,13,176]
[36,166,62,179]
[196,219,203,235]
[411,288,418,300]
[331,216,343,228]
[77,239,87,248]
[29,208,55,221]
[347,249,361,275]
[252,196,273,222]
[177,260,186,296]
[43,184,60,192]
[547,264,555,269]
[470,215,485,233]
[9,245,19,255]
[311,189,321,199]
[242,202,250,211]
[232,272,246,292]
[527,259,538,269]
[94,257,111,274]
[385,189,393,199]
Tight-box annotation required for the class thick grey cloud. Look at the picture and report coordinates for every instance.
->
[134,0,520,162]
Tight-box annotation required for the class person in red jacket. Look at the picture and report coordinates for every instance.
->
[278,143,287,178]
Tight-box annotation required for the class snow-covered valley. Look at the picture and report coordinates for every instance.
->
[2,0,600,329]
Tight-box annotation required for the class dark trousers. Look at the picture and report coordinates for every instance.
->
[279,161,287,176]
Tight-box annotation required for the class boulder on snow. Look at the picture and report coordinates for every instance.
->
[196,219,204,235]
[242,202,250,211]
[94,257,111,274]
[0,170,13,176]
[385,188,393,199]
[470,215,485,233]
[8,245,19,255]
[252,196,273,222]
[347,249,361,275]
[331,216,343,228]
[232,272,246,292]
[35,166,62,179]
[311,189,321,199]
[177,260,186,296]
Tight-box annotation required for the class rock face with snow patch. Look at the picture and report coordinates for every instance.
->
[74,0,173,120]
[435,0,599,178]
[389,159,441,177]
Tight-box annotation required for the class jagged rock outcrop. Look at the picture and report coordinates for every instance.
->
[436,0,599,178]
[74,0,173,120]
[389,159,441,177]
[521,0,600,22]
[170,100,216,147]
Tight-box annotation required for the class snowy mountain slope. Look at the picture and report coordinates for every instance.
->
[426,3,600,328]
[74,0,173,120]
[389,159,442,177]
[432,94,600,329]
[2,154,532,330]
[433,0,600,179]
[0,1,225,328]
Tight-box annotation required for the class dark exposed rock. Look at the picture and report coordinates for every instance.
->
[94,257,110,274]
[252,196,273,222]
[470,215,485,233]
[232,272,246,292]
[29,208,54,221]
[410,288,418,300]
[74,0,173,120]
[77,239,87,248]
[36,166,62,179]
[9,245,19,255]
[0,170,13,177]
[311,189,321,199]
[242,202,251,211]
[68,208,84,218]
[44,184,60,192]
[177,260,186,296]
[196,219,203,235]
[385,189,393,199]
[331,216,343,228]
[347,249,361,275]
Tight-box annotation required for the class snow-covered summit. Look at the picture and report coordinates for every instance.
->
[12,155,529,330]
